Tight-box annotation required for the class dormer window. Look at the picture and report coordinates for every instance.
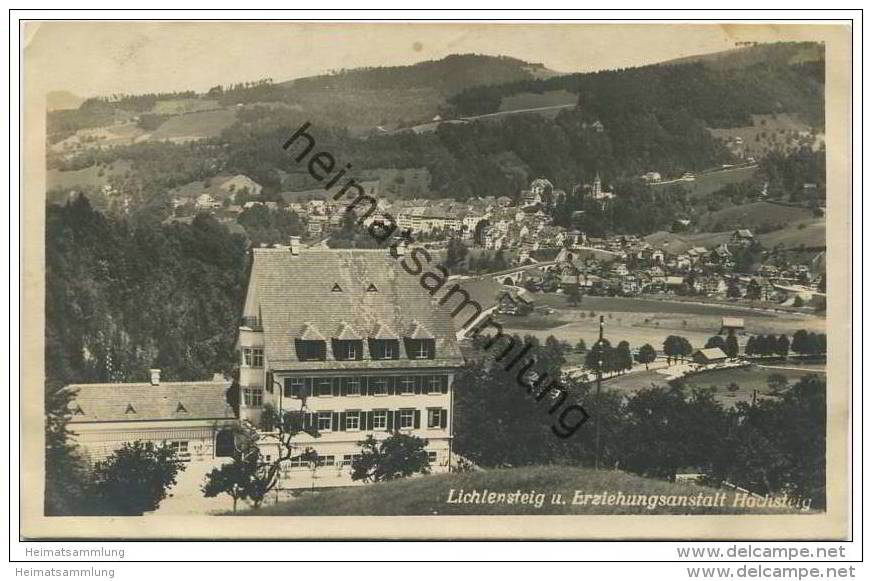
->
[331,283,343,292]
[297,340,327,361]
[369,338,399,360]
[125,403,136,414]
[406,338,435,360]
[367,283,378,292]
[333,339,363,361]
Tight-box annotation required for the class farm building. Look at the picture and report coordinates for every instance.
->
[692,348,729,365]
[720,317,746,334]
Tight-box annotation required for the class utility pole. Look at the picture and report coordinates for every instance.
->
[594,315,604,470]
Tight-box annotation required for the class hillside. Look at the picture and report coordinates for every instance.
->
[662,41,824,70]
[236,465,810,516]
[282,53,554,95]
[696,201,817,232]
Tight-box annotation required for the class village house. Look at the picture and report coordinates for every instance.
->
[67,370,237,463]
[496,289,535,316]
[692,347,729,365]
[720,317,746,335]
[236,240,465,488]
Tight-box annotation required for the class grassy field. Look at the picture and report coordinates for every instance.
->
[234,465,810,516]
[605,363,826,407]
[708,113,823,158]
[493,313,570,330]
[759,219,826,250]
[652,165,757,199]
[697,201,817,232]
[148,108,237,141]
[47,160,133,191]
[498,89,578,112]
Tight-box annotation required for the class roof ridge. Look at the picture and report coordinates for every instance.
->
[67,380,229,388]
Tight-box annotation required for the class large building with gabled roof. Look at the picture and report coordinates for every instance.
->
[237,238,465,488]
[67,370,237,463]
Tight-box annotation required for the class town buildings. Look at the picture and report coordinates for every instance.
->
[236,239,465,488]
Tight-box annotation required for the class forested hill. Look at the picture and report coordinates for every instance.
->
[447,46,824,128]
[45,196,249,385]
[281,54,556,95]
[660,41,824,70]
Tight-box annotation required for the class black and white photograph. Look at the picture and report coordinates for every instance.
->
[17,17,854,546]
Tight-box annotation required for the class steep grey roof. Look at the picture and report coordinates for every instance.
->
[68,380,235,424]
[247,248,464,370]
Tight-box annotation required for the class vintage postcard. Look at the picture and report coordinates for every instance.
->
[20,20,853,540]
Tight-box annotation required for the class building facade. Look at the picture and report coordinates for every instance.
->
[237,241,465,489]
[68,370,237,464]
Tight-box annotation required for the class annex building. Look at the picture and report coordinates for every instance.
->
[237,238,465,488]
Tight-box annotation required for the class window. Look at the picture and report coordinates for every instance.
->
[297,340,326,361]
[288,456,308,469]
[372,410,388,431]
[315,378,333,397]
[370,339,399,360]
[285,377,308,398]
[316,411,333,431]
[342,454,362,467]
[407,339,435,360]
[426,375,445,394]
[345,410,361,431]
[334,340,363,361]
[427,451,438,464]
[369,377,387,396]
[318,455,335,467]
[427,408,447,429]
[343,377,361,396]
[243,387,263,408]
[398,409,415,430]
[398,376,416,395]
[252,348,264,367]
[169,441,189,457]
[242,348,252,366]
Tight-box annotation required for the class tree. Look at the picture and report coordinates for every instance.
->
[45,381,97,515]
[202,450,257,513]
[745,335,758,357]
[351,433,431,483]
[636,344,657,370]
[791,329,809,356]
[776,334,791,359]
[574,338,587,353]
[93,441,185,515]
[586,338,613,372]
[766,373,789,394]
[616,341,633,374]
[724,332,740,359]
[705,335,727,350]
[726,279,742,299]
[565,284,581,306]
[745,278,762,300]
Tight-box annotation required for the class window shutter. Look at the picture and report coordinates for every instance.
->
[386,376,395,396]
[366,411,374,431]
[339,412,347,431]
[332,379,341,397]
[303,412,311,430]
[387,410,394,431]
[340,378,348,396]
[414,410,421,429]
[440,409,447,429]
[414,376,422,395]
[441,376,449,394]
[332,412,340,430]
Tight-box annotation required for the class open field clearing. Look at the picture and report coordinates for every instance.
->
[500,296,824,360]
[233,465,810,516]
[603,363,825,407]
[148,108,238,141]
[651,165,757,199]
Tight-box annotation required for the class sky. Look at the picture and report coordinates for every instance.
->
[23,22,821,98]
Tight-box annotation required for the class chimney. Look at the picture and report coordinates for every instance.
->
[149,368,161,386]
[289,236,301,256]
